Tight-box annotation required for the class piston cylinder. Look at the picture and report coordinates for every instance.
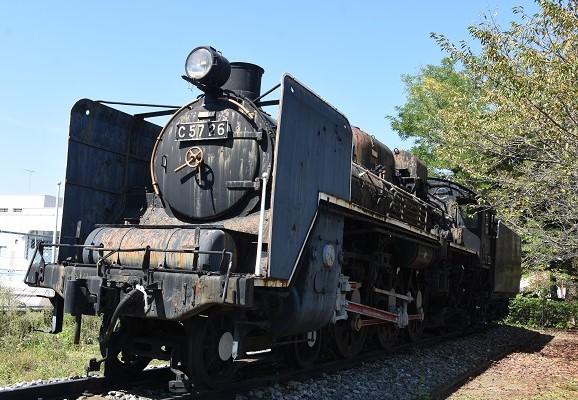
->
[393,239,434,269]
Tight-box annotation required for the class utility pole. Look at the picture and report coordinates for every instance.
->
[24,169,35,194]
[51,181,62,263]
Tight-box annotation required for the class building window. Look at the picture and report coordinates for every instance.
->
[24,231,58,260]
[0,208,7,212]
[13,208,22,212]
[26,231,55,260]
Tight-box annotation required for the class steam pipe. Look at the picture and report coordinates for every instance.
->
[254,172,268,276]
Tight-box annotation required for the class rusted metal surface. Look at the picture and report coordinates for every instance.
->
[320,191,454,247]
[394,149,428,183]
[253,277,288,287]
[223,210,270,237]
[346,301,400,324]
[352,126,395,181]
[394,149,428,199]
[24,254,66,297]
[133,193,271,238]
[83,227,236,272]
[146,273,252,319]
[43,261,254,320]
[350,163,433,231]
[346,301,423,328]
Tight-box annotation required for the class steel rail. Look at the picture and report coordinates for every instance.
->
[0,367,172,400]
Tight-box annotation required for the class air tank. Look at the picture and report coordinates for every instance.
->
[83,227,237,273]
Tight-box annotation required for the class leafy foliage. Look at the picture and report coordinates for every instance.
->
[387,58,480,171]
[505,294,578,329]
[390,1,578,272]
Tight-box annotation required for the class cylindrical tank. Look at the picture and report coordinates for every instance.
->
[352,126,395,182]
[83,227,237,273]
[221,62,265,101]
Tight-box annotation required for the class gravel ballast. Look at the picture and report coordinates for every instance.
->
[0,324,538,400]
[236,324,536,400]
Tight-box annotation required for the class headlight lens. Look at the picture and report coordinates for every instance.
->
[185,47,213,80]
[184,46,231,89]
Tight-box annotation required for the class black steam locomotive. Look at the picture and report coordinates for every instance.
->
[24,46,521,390]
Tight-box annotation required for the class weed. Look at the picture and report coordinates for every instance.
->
[0,286,102,385]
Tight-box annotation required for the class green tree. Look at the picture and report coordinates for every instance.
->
[391,0,578,272]
[387,58,480,172]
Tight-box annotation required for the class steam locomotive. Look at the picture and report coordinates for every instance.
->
[24,46,521,391]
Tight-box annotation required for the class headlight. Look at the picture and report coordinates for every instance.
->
[185,47,213,79]
[185,46,230,89]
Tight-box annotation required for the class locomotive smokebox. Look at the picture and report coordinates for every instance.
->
[222,62,264,101]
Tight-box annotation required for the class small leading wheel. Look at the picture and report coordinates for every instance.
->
[190,311,238,388]
[373,272,403,350]
[330,288,368,359]
[286,330,322,369]
[406,273,427,343]
[101,318,151,377]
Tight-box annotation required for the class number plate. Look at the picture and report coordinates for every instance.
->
[175,120,229,141]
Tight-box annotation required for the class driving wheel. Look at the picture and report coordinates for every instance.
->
[406,272,427,343]
[330,288,368,358]
[373,272,403,350]
[286,330,323,368]
[101,317,152,377]
[190,311,238,388]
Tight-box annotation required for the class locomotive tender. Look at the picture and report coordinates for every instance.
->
[24,46,521,390]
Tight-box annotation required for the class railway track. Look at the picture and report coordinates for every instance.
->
[0,324,535,400]
[0,367,172,400]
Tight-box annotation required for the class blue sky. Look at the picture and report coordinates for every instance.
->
[0,0,537,196]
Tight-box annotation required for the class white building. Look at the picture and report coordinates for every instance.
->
[0,194,62,308]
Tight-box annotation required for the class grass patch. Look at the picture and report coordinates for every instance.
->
[0,288,102,385]
[528,378,578,400]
